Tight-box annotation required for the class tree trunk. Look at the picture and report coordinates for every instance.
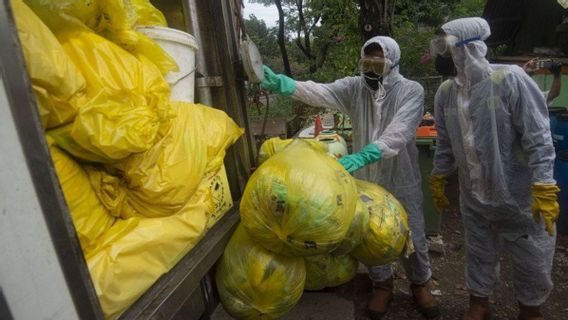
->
[358,0,396,41]
[274,0,292,76]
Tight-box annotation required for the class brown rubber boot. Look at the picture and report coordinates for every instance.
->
[366,277,394,320]
[463,295,490,320]
[410,280,441,319]
[518,302,544,320]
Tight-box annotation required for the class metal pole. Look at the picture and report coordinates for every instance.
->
[184,0,214,106]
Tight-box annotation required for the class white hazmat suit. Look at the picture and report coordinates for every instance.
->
[431,18,556,306]
[293,36,432,285]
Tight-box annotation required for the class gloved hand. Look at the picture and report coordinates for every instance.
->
[338,143,382,173]
[548,61,562,77]
[260,65,296,96]
[531,184,561,236]
[428,175,450,214]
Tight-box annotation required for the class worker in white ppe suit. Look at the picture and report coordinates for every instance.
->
[261,36,440,320]
[428,17,560,320]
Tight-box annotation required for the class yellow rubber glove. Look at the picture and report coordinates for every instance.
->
[531,184,561,236]
[428,175,450,214]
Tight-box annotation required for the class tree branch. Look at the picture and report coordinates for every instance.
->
[274,0,291,75]
[308,14,321,35]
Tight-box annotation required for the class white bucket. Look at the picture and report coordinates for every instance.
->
[136,26,199,103]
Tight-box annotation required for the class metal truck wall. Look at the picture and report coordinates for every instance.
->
[0,0,102,318]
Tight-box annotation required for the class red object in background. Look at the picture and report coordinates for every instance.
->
[314,114,324,137]
[416,125,437,137]
[420,50,431,64]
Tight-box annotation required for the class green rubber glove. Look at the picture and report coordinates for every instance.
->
[338,143,382,173]
[260,65,297,96]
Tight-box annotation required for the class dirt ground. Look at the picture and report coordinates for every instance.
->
[332,177,568,320]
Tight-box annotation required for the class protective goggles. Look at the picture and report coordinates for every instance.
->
[358,57,390,76]
[429,35,457,57]
[430,34,482,57]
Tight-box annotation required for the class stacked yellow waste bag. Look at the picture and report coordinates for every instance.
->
[216,140,410,319]
[12,0,87,129]
[24,0,177,75]
[13,1,244,318]
[48,139,116,252]
[216,226,306,319]
[257,136,328,164]
[304,254,359,291]
[351,180,411,266]
[241,140,358,257]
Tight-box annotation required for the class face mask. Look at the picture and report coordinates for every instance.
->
[363,71,382,91]
[435,54,457,77]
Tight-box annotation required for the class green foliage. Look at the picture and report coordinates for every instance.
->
[245,0,488,133]
[245,0,360,84]
[392,0,487,78]
[449,0,485,19]
[244,14,283,70]
[393,22,437,78]
[395,0,454,27]
[248,95,297,120]
[309,0,361,82]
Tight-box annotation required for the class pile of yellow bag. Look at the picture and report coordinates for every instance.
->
[215,139,410,319]
[13,1,243,318]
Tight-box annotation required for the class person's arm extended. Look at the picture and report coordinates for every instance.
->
[547,65,562,103]
[261,65,357,114]
[292,78,359,114]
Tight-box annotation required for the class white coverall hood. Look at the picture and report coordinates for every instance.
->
[441,17,491,88]
[360,36,403,90]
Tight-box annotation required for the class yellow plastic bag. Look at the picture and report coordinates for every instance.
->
[113,102,209,218]
[98,0,136,35]
[240,140,358,256]
[47,94,160,163]
[13,0,87,129]
[350,180,409,266]
[48,30,171,162]
[23,0,177,75]
[131,0,167,26]
[258,137,328,165]
[331,199,370,256]
[85,165,127,218]
[23,0,102,32]
[101,29,178,76]
[215,225,306,319]
[304,254,358,291]
[97,0,177,75]
[195,103,245,173]
[86,183,211,319]
[49,142,115,251]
